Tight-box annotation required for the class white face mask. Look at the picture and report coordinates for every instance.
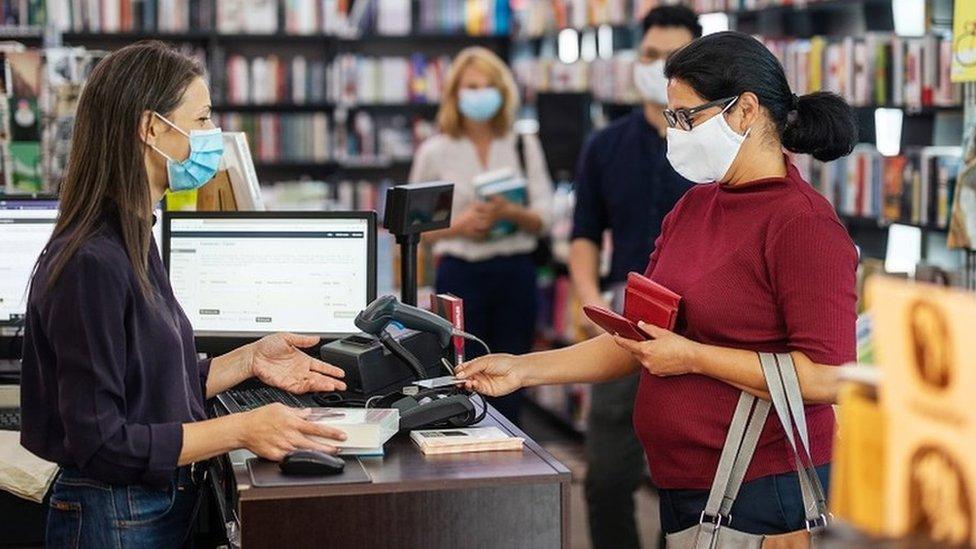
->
[632,59,668,105]
[665,97,750,184]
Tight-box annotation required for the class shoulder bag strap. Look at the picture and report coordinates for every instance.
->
[702,392,770,521]
[759,352,829,525]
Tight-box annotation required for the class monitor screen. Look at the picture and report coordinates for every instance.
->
[163,212,376,339]
[0,199,59,326]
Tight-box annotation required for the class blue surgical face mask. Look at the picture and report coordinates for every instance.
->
[458,87,503,122]
[150,112,224,192]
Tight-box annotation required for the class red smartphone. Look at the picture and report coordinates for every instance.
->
[583,306,650,341]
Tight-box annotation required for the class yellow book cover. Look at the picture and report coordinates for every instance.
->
[809,37,826,92]
[465,0,484,37]
[830,382,887,536]
[164,189,198,211]
[952,0,976,82]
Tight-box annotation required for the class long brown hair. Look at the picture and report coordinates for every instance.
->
[46,41,203,298]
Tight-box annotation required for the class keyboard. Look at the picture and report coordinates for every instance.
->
[0,408,20,431]
[223,385,343,413]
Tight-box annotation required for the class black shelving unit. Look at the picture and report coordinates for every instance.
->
[35,17,510,183]
[210,102,439,114]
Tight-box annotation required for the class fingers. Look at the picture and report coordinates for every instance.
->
[286,432,340,455]
[281,332,321,348]
[309,359,346,380]
[291,406,312,419]
[298,420,348,443]
[637,322,667,339]
[307,372,347,393]
[612,334,643,354]
[454,357,486,379]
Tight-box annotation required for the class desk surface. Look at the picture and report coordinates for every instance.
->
[234,406,572,501]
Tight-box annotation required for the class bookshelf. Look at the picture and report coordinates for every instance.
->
[0,1,514,188]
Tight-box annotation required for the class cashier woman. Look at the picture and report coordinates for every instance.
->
[19,42,349,547]
[459,31,860,536]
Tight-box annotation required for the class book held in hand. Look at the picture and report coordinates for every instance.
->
[473,168,527,239]
[307,408,399,450]
[410,426,524,455]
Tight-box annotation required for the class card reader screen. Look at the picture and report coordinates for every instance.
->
[167,216,371,336]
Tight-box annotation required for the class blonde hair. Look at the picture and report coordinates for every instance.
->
[437,47,519,138]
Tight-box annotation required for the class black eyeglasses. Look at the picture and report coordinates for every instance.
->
[664,96,738,131]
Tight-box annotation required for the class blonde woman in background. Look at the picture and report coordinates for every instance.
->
[409,46,553,424]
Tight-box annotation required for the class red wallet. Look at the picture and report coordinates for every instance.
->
[583,306,650,341]
[623,272,681,331]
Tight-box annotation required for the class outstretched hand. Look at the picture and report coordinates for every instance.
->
[251,333,347,394]
[455,353,525,396]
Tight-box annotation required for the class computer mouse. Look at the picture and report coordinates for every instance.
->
[279,450,345,476]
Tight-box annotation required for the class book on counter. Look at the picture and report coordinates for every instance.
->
[410,426,524,455]
[308,408,399,452]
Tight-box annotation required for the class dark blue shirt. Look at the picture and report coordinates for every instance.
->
[20,213,209,486]
[572,110,692,283]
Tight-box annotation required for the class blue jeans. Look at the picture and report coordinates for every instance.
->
[659,465,831,535]
[436,253,538,424]
[46,467,202,548]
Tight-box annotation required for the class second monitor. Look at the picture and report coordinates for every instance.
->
[162,211,377,350]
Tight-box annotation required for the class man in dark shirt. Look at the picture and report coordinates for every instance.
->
[569,6,699,548]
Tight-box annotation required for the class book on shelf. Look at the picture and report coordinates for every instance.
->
[791,145,962,229]
[511,0,630,38]
[410,427,523,455]
[1,0,45,29]
[45,0,214,33]
[215,107,435,166]
[764,34,960,109]
[327,53,450,105]
[417,0,510,36]
[220,52,328,106]
[513,33,962,111]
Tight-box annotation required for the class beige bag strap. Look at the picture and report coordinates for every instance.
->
[701,392,770,527]
[759,352,829,530]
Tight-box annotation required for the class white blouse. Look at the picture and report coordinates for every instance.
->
[408,131,554,262]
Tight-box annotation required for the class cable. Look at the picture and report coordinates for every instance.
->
[453,330,491,356]
[440,358,455,376]
[471,392,488,425]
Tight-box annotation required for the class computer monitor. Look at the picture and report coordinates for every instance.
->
[0,197,58,331]
[162,211,377,352]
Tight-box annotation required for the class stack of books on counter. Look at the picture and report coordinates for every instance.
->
[411,427,523,455]
[308,408,399,457]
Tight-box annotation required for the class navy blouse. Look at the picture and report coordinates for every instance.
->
[20,213,210,486]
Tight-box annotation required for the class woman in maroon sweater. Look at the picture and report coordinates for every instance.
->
[457,31,859,535]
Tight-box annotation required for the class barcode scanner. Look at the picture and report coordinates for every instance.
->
[355,295,455,348]
[355,295,456,380]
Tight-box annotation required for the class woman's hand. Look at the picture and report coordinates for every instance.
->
[488,195,520,221]
[455,353,526,396]
[250,333,347,394]
[454,202,497,240]
[612,322,702,377]
[239,404,347,461]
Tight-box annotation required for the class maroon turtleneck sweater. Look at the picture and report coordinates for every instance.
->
[634,161,858,489]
